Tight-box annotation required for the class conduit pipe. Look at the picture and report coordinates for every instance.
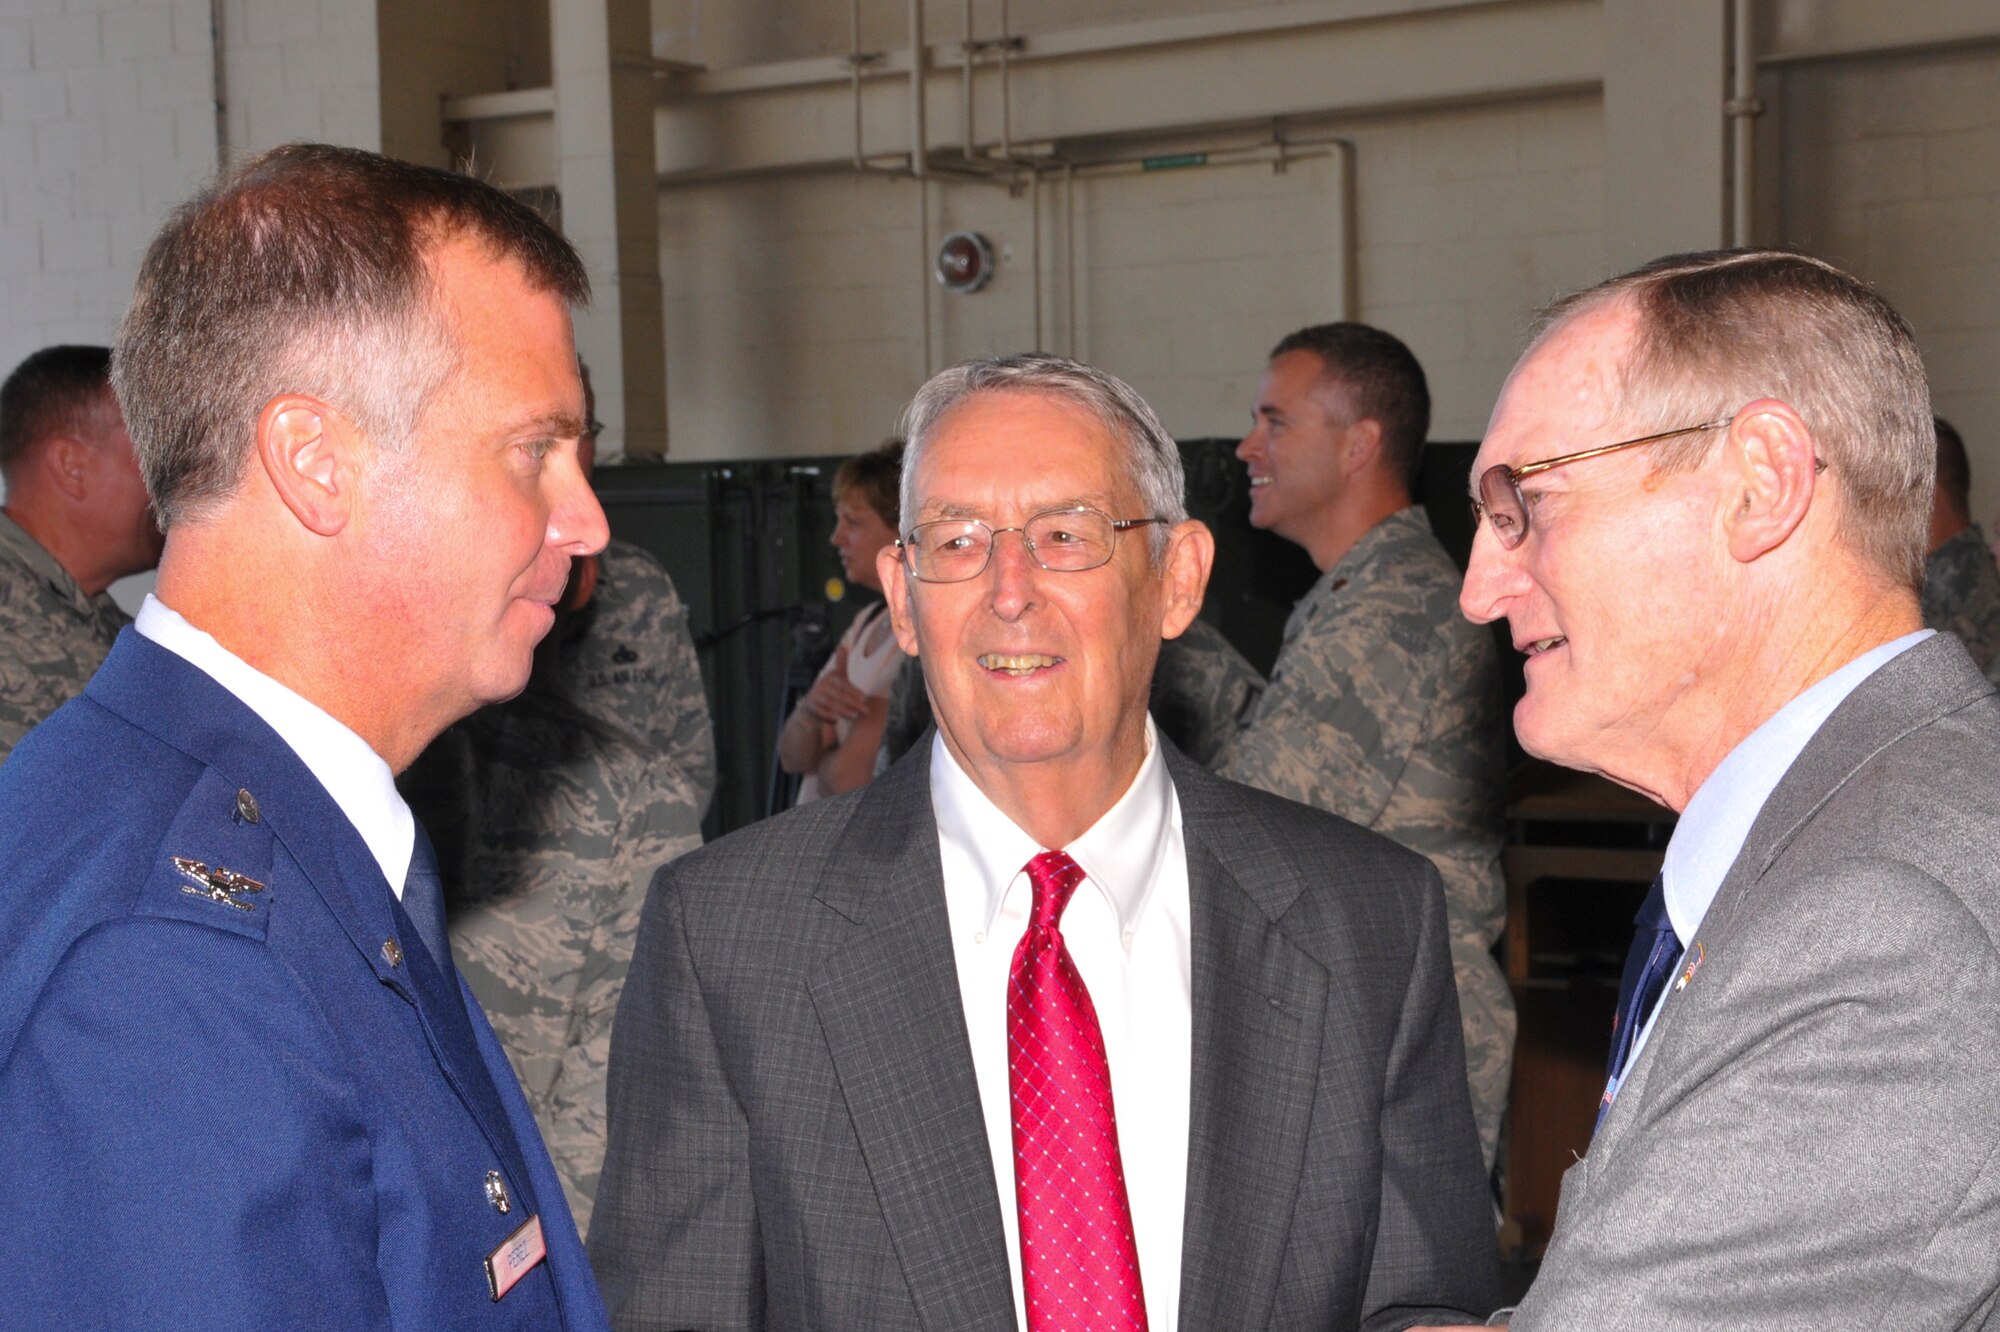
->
[963,0,977,162]
[912,0,933,380]
[998,0,1013,161]
[1727,0,1761,245]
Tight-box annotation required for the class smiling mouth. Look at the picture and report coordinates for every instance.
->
[979,652,1061,676]
[1522,636,1567,657]
[1249,476,1272,488]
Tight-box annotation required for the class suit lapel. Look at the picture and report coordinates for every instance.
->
[805,751,1018,1332]
[1594,633,1995,1160]
[1172,752,1329,1331]
[85,633,541,1211]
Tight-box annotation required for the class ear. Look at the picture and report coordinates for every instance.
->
[1340,417,1385,475]
[1723,398,1819,564]
[1157,519,1216,640]
[878,540,921,656]
[42,436,90,502]
[256,395,354,537]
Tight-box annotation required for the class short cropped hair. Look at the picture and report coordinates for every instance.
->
[1538,248,1932,589]
[1935,417,1970,518]
[0,345,116,481]
[834,438,905,530]
[113,143,589,527]
[1270,322,1431,490]
[898,354,1186,560]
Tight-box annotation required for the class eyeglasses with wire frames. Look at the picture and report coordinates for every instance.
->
[896,506,1167,583]
[1470,420,1734,550]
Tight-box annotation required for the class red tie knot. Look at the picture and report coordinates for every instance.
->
[1025,850,1085,933]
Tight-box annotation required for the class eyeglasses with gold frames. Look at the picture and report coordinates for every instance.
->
[1470,420,1732,550]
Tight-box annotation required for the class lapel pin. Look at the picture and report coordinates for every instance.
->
[485,1170,512,1214]
[173,856,267,912]
[1673,940,1705,992]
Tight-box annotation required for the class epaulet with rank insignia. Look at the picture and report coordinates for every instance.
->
[131,768,276,944]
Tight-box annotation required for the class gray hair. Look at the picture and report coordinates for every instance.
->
[1536,248,1932,590]
[114,143,588,528]
[897,353,1187,560]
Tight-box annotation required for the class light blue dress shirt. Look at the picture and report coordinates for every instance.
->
[1607,628,1933,1102]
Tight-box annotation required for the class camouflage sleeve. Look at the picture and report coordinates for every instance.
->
[1220,565,1514,1170]
[1922,532,2000,678]
[0,578,126,761]
[1218,586,1428,828]
[542,757,702,1236]
[1151,618,1265,767]
[563,543,718,819]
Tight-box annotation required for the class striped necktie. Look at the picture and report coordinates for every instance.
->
[1598,874,1684,1131]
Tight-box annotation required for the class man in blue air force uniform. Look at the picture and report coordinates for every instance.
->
[0,145,613,1330]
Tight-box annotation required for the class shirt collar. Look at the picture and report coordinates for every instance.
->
[135,594,415,895]
[1662,628,1933,944]
[931,716,1174,940]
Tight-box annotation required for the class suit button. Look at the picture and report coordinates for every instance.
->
[235,788,260,824]
[381,938,403,967]
[485,1170,512,1213]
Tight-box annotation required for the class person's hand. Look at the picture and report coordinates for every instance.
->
[800,646,867,723]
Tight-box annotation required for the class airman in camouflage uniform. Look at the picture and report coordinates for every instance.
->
[403,683,704,1235]
[1219,507,1511,1166]
[879,614,1265,768]
[1922,525,2000,679]
[0,511,129,757]
[1224,322,1512,1169]
[551,537,716,817]
[0,345,161,758]
[1923,419,2000,681]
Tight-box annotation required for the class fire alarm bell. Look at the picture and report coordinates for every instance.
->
[934,231,996,293]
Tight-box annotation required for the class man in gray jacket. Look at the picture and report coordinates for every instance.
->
[1422,248,2000,1330]
[593,353,1498,1330]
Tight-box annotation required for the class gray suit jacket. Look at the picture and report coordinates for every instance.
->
[589,739,1498,1330]
[1516,632,2000,1330]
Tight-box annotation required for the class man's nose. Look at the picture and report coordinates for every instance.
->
[551,453,610,556]
[986,527,1039,618]
[1459,524,1522,626]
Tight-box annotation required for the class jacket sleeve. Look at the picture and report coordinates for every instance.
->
[1361,859,1504,1331]
[590,866,765,1331]
[0,918,393,1331]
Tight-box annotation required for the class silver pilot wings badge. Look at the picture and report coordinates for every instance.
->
[173,856,268,912]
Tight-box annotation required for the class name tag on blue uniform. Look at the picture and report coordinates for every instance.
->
[485,1215,546,1301]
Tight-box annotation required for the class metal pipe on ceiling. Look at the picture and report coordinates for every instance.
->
[1728,0,1762,245]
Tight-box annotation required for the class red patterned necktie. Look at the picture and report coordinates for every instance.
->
[1008,849,1150,1332]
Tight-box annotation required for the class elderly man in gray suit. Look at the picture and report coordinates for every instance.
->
[589,353,1499,1330]
[1419,248,2000,1332]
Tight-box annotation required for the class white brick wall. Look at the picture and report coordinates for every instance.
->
[1356,93,1605,442]
[658,90,1604,459]
[0,0,213,368]
[1779,46,2000,533]
[0,0,381,377]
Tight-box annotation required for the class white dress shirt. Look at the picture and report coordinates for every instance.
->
[136,594,415,896]
[932,719,1192,1332]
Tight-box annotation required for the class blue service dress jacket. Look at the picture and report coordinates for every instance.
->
[0,630,610,1331]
